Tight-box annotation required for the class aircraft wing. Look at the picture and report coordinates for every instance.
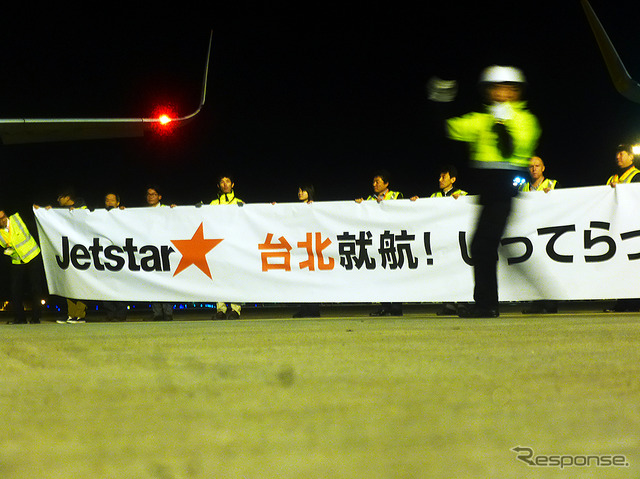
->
[0,32,211,145]
[581,0,640,103]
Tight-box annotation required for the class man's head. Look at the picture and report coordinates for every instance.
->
[528,156,545,181]
[372,170,391,194]
[217,175,235,195]
[438,165,458,191]
[146,187,162,207]
[480,65,525,103]
[616,144,636,169]
[57,189,76,207]
[105,193,121,210]
[0,211,7,228]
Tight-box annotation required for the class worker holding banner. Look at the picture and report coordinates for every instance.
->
[210,175,244,319]
[607,144,640,187]
[410,165,468,201]
[146,185,175,321]
[519,156,558,193]
[356,170,404,316]
[34,189,90,324]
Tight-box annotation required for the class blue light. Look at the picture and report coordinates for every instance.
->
[513,176,526,187]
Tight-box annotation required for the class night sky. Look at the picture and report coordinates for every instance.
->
[2,2,640,211]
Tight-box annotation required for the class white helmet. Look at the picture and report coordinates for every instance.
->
[479,65,526,84]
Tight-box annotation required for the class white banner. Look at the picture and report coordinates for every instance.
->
[34,185,640,302]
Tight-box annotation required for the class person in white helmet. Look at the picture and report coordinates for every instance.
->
[429,65,541,317]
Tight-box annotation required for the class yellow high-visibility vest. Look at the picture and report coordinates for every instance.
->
[366,190,403,201]
[520,178,557,192]
[607,166,640,185]
[447,101,541,169]
[431,189,468,198]
[0,213,40,264]
[210,192,243,205]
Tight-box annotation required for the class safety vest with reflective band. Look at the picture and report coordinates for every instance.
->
[431,189,468,198]
[446,101,541,170]
[607,166,640,185]
[520,178,557,192]
[366,190,403,201]
[210,192,243,205]
[0,213,40,264]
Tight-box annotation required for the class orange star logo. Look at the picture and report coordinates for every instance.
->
[171,223,223,279]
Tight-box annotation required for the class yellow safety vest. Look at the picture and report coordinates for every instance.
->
[520,178,557,192]
[607,166,640,185]
[366,190,403,201]
[0,213,41,264]
[431,189,468,198]
[210,192,243,205]
[446,101,541,170]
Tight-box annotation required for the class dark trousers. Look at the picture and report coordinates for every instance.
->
[151,302,173,320]
[10,255,45,323]
[103,301,128,321]
[470,169,518,311]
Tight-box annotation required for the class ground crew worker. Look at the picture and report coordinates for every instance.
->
[210,175,244,206]
[520,156,558,192]
[57,190,89,323]
[0,210,45,324]
[210,175,244,319]
[145,185,174,321]
[519,156,559,314]
[605,144,640,312]
[356,170,404,316]
[431,65,541,318]
[102,192,128,321]
[293,184,321,318]
[355,170,403,203]
[431,166,468,198]
[411,165,468,316]
[35,189,90,323]
[411,165,468,200]
[607,144,640,187]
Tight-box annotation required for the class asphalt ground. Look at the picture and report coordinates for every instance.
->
[1,304,638,478]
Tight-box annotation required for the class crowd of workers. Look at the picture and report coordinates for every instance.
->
[2,64,640,324]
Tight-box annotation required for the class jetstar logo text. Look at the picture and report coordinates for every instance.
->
[56,237,176,272]
[55,223,224,278]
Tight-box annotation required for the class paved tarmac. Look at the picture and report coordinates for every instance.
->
[1,302,638,478]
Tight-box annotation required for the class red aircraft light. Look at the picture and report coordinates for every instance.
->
[150,105,178,135]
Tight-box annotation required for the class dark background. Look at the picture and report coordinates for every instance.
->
[1,2,639,299]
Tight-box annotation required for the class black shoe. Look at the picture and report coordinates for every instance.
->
[458,306,499,318]
[29,319,41,324]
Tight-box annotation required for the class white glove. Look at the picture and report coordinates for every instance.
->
[488,102,514,121]
[426,77,458,102]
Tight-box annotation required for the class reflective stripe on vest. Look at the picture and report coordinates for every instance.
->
[367,190,402,201]
[521,178,557,192]
[4,214,40,264]
[607,166,640,185]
